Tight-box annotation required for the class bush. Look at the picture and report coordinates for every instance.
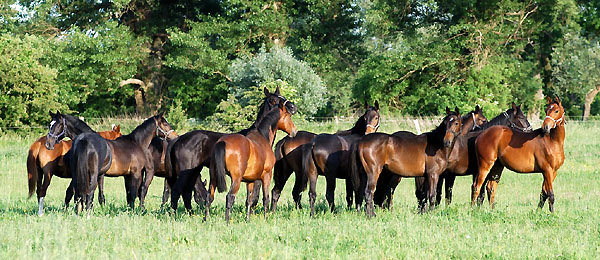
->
[0,34,65,129]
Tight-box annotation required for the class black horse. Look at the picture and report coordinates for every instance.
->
[168,87,297,212]
[302,102,380,216]
[47,113,176,214]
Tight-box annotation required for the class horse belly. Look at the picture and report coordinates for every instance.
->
[499,150,536,173]
[386,155,425,177]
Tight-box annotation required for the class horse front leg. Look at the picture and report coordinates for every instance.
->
[444,175,456,206]
[65,180,74,208]
[325,175,337,213]
[345,178,354,210]
[426,172,440,212]
[261,172,272,218]
[539,169,556,212]
[97,175,105,206]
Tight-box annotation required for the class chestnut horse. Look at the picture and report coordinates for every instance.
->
[206,98,297,222]
[269,130,316,211]
[472,97,565,212]
[46,113,176,214]
[352,107,462,217]
[27,124,122,215]
[302,102,380,216]
[168,87,296,212]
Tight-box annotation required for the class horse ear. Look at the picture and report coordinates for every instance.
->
[374,101,380,110]
[275,86,281,95]
[278,99,285,109]
[454,106,460,115]
[546,96,552,104]
[445,106,451,115]
[512,102,518,115]
[49,110,55,117]
[475,105,481,113]
[158,111,165,117]
[364,101,368,109]
[114,125,120,132]
[555,96,561,105]
[264,87,270,97]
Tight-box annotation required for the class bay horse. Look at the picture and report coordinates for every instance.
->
[168,87,296,212]
[373,105,488,208]
[27,124,122,215]
[206,97,297,222]
[471,97,565,212]
[46,113,176,214]
[269,130,316,211]
[302,102,380,216]
[352,107,462,217]
[374,103,532,208]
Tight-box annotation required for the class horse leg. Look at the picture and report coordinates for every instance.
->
[345,178,354,209]
[325,175,337,213]
[37,169,52,216]
[308,172,318,217]
[261,172,272,218]
[161,178,171,208]
[226,178,241,223]
[181,174,197,214]
[444,175,456,206]
[539,169,555,212]
[271,160,292,212]
[124,175,138,209]
[364,171,381,218]
[97,175,105,206]
[171,170,193,211]
[414,177,427,212]
[485,163,503,208]
[427,173,440,211]
[246,183,254,221]
[204,183,215,221]
[435,174,444,206]
[65,180,74,208]
[472,161,494,206]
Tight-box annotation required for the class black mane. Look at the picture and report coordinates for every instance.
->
[63,114,94,137]
[336,106,376,136]
[126,116,158,145]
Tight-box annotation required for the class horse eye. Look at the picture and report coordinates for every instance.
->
[554,110,558,113]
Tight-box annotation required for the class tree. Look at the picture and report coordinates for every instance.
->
[552,33,600,120]
[0,34,65,129]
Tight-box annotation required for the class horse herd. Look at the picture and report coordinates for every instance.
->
[30,87,566,221]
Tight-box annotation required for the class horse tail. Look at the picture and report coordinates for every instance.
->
[299,142,315,192]
[164,137,178,179]
[274,138,285,161]
[27,141,41,198]
[349,142,362,191]
[211,141,227,193]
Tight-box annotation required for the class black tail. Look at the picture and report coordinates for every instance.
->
[27,145,39,198]
[164,137,178,179]
[349,142,362,191]
[211,141,227,193]
[274,138,285,161]
[299,142,315,192]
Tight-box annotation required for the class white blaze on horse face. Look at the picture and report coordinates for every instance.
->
[49,120,56,129]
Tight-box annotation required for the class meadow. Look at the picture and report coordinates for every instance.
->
[0,117,599,259]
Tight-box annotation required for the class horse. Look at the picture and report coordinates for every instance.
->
[374,103,532,208]
[206,97,297,222]
[168,87,297,212]
[46,113,176,214]
[269,131,316,211]
[351,107,462,217]
[471,97,565,212]
[27,124,122,215]
[372,105,488,208]
[302,102,380,216]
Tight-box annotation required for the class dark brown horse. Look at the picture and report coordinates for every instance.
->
[168,87,296,212]
[352,107,462,217]
[269,130,316,211]
[302,102,380,216]
[46,113,176,214]
[27,124,122,215]
[207,97,297,222]
[471,97,565,212]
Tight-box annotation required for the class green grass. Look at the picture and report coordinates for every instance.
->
[0,120,599,258]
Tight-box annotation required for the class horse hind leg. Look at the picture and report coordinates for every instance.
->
[226,178,241,223]
[65,180,74,208]
[485,163,504,209]
[271,159,291,212]
[37,168,53,216]
[325,175,337,213]
[444,175,456,206]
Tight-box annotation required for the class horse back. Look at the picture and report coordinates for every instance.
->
[105,138,145,176]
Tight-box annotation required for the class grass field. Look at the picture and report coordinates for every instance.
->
[0,118,599,258]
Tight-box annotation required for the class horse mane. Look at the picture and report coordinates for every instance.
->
[238,97,273,135]
[125,116,157,144]
[482,108,514,130]
[426,112,457,145]
[63,114,94,136]
[254,104,281,142]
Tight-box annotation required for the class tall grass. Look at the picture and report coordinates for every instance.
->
[0,117,598,258]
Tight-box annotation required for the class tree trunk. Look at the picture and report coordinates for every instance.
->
[583,85,600,121]
[119,78,146,114]
[138,34,169,115]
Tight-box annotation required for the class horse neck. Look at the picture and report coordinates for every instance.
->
[480,111,510,130]
[127,118,157,147]
[426,122,447,145]
[460,113,475,135]
[64,115,94,138]
[338,116,366,136]
[550,122,566,145]
[254,108,280,144]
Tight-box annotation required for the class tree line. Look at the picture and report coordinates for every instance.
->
[1,0,599,130]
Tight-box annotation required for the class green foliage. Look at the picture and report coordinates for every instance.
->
[0,33,65,129]
[229,46,326,116]
[48,21,145,117]
[552,32,600,116]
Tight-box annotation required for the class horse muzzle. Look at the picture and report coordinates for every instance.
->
[290,129,298,138]
[44,139,56,150]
